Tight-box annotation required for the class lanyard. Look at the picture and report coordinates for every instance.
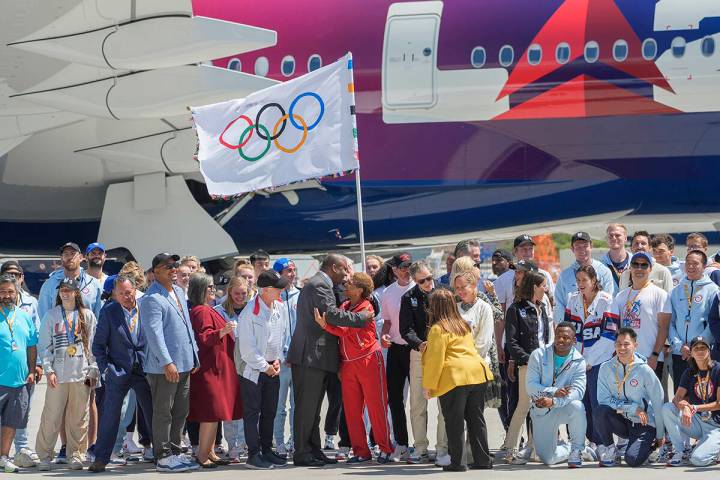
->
[126,306,139,333]
[623,283,648,319]
[684,282,694,319]
[0,307,17,343]
[61,307,78,344]
[614,361,634,399]
[697,370,711,404]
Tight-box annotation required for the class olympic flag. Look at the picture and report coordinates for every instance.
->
[191,53,358,197]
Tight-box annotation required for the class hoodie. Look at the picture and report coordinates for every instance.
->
[281,286,300,359]
[526,344,586,411]
[597,353,665,440]
[668,274,719,355]
[38,268,103,320]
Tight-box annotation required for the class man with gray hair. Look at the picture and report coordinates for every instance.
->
[288,253,372,467]
[90,275,154,472]
[0,274,37,472]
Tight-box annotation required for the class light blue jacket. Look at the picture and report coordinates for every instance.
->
[669,275,719,355]
[554,259,616,321]
[597,353,665,439]
[667,258,684,287]
[38,268,103,320]
[526,344,586,411]
[281,287,300,359]
[139,281,199,374]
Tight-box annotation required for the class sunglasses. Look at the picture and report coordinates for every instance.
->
[416,275,433,285]
[630,262,650,270]
[162,262,180,270]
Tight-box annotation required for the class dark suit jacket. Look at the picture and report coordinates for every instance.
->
[92,301,147,380]
[287,271,367,372]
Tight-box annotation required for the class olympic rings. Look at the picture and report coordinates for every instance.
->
[255,103,286,140]
[238,124,271,162]
[218,92,326,162]
[273,114,307,154]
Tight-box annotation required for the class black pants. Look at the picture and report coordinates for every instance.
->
[671,355,688,392]
[324,374,351,447]
[186,421,222,447]
[241,373,280,457]
[497,361,511,430]
[439,383,491,468]
[386,343,411,446]
[292,365,333,462]
[594,405,656,467]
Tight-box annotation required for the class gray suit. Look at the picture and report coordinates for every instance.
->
[288,271,367,462]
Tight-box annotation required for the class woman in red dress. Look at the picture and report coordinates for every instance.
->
[187,273,243,467]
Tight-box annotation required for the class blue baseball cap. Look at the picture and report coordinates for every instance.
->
[630,251,653,264]
[86,242,106,254]
[103,274,118,295]
[273,257,294,273]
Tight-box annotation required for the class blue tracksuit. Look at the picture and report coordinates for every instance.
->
[668,275,718,355]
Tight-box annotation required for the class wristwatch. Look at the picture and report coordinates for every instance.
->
[651,351,660,357]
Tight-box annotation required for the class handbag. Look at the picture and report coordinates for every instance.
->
[483,340,503,409]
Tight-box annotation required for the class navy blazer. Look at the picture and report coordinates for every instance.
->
[92,300,147,379]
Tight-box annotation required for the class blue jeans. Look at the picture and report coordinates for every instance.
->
[224,374,245,449]
[531,399,587,465]
[662,403,720,466]
[112,390,137,455]
[273,363,294,446]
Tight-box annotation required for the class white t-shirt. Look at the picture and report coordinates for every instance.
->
[380,281,415,344]
[495,267,555,311]
[609,284,670,359]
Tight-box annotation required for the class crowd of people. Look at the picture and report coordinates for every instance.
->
[1,224,720,473]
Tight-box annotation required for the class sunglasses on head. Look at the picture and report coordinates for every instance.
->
[630,262,650,270]
[416,275,433,285]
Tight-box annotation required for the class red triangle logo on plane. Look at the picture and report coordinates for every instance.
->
[497,0,674,100]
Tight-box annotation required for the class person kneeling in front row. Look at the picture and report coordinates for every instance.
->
[594,327,665,467]
[662,336,720,467]
[526,321,593,467]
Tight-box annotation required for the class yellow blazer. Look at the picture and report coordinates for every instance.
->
[422,323,493,398]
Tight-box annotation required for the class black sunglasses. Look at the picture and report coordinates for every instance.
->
[162,262,180,270]
[416,275,433,285]
[630,262,650,270]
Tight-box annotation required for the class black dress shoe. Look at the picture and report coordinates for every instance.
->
[293,458,325,467]
[313,452,337,464]
[443,464,468,472]
[88,462,106,473]
[469,463,493,470]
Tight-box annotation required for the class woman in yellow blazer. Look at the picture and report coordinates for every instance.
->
[422,289,493,472]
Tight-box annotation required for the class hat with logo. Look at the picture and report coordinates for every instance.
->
[690,336,711,349]
[273,257,295,273]
[85,242,106,255]
[257,270,290,289]
[58,277,80,291]
[151,252,181,269]
[513,234,535,248]
[103,274,118,295]
[571,232,592,244]
[515,259,539,272]
[249,250,270,262]
[492,249,512,262]
[59,242,81,254]
[630,251,653,265]
[0,260,22,275]
[388,252,412,268]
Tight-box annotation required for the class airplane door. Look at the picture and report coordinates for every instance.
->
[383,14,438,108]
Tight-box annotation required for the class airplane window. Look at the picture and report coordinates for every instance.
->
[556,42,571,64]
[584,41,599,63]
[227,58,241,71]
[613,40,628,62]
[281,55,296,77]
[702,36,715,57]
[499,45,514,67]
[254,56,269,77]
[671,36,686,58]
[471,47,486,68]
[642,38,657,60]
[308,54,322,72]
[528,44,542,65]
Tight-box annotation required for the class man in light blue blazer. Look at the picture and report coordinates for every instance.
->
[140,253,199,473]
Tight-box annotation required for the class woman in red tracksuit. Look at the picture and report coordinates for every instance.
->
[314,272,393,463]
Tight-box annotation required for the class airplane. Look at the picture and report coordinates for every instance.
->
[1,0,720,265]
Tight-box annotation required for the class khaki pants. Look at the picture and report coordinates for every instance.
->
[410,350,447,455]
[502,365,532,450]
[35,381,91,462]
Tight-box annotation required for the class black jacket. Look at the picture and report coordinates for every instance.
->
[399,285,432,350]
[505,299,551,366]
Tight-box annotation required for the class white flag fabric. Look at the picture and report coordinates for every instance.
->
[191,53,358,197]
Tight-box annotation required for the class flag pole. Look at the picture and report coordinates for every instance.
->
[347,52,366,272]
[354,168,367,272]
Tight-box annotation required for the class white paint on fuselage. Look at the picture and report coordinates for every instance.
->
[654,0,720,31]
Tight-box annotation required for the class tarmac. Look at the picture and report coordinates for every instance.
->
[14,381,719,478]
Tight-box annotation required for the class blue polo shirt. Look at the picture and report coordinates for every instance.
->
[0,306,38,387]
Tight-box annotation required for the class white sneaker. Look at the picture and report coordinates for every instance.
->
[324,434,335,450]
[494,446,511,459]
[335,447,350,461]
[123,436,143,455]
[156,455,190,473]
[276,443,288,456]
[390,445,409,462]
[581,445,598,462]
[110,455,127,465]
[13,448,36,468]
[666,450,685,467]
[510,447,532,465]
[0,456,19,473]
[568,448,582,468]
[68,457,84,470]
[600,445,616,467]
[434,453,451,467]
[177,453,199,470]
[37,459,52,471]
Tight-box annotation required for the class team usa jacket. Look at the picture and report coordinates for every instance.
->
[563,290,617,367]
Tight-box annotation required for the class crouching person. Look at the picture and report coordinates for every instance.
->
[595,327,665,467]
[662,336,720,467]
[526,322,589,467]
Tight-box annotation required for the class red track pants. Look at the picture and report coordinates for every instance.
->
[339,349,393,457]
